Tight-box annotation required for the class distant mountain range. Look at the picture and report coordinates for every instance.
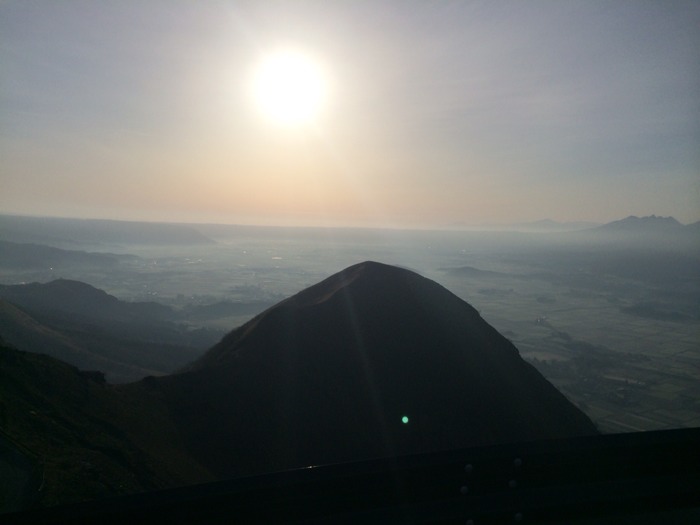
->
[2,213,698,244]
[575,215,700,249]
[592,215,694,233]
[0,262,597,507]
[0,215,214,247]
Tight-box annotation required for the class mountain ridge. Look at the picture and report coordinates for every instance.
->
[0,278,172,324]
[0,240,137,270]
[161,261,597,479]
[0,280,215,382]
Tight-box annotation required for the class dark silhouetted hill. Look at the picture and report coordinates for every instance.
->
[0,279,171,323]
[0,240,138,270]
[155,261,597,479]
[0,281,217,382]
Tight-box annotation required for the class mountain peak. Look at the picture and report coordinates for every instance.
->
[164,262,597,479]
[191,260,483,371]
[286,261,419,307]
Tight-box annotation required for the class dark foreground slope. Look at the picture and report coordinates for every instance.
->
[155,261,597,479]
[0,339,213,509]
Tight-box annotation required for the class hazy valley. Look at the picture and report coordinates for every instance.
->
[2,214,699,431]
[1,214,699,509]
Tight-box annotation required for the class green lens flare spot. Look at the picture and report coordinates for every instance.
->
[401,416,409,424]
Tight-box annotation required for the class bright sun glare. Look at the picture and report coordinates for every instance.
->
[252,50,326,126]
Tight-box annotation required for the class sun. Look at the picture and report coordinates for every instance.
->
[252,50,327,126]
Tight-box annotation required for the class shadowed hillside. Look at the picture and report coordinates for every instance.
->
[0,279,172,323]
[155,261,597,478]
[0,281,217,382]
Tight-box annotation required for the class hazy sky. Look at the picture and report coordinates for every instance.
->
[2,1,699,228]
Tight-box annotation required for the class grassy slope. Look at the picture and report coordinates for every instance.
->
[0,341,213,508]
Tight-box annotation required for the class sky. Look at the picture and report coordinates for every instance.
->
[1,1,699,229]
